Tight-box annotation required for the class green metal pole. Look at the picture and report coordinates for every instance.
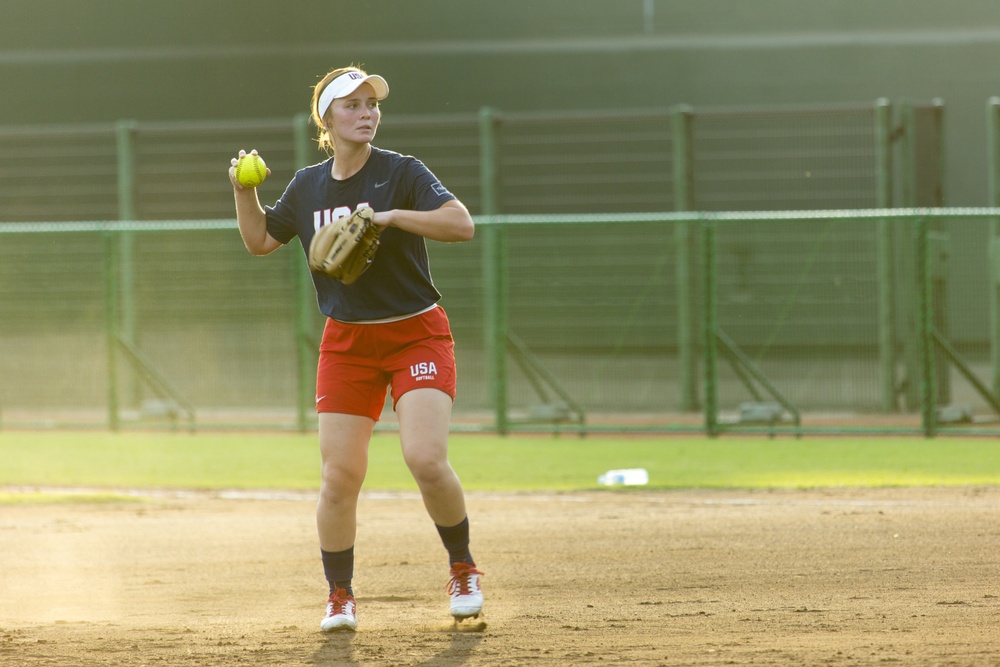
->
[929,99,950,405]
[479,107,508,434]
[293,112,315,432]
[874,98,897,412]
[898,100,922,411]
[115,120,137,220]
[115,120,138,410]
[671,104,698,412]
[988,98,1000,398]
[702,219,718,437]
[899,101,916,208]
[105,228,121,431]
[931,99,946,207]
[915,216,937,437]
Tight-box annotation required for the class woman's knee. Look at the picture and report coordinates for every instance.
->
[404,450,452,487]
[317,412,373,503]
[320,461,365,502]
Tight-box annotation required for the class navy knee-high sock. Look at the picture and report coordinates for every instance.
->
[321,546,354,596]
[435,516,474,566]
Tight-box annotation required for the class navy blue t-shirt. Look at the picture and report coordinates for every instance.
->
[265,147,456,321]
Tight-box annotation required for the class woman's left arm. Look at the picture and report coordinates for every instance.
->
[375,200,475,242]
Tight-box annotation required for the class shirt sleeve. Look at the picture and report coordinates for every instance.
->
[406,158,457,212]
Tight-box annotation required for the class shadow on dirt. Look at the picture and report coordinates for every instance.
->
[313,628,485,666]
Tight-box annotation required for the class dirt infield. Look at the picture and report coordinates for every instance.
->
[1,487,999,666]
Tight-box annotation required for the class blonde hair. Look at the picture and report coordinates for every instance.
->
[311,65,368,155]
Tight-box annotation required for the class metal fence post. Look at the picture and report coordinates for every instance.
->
[115,120,139,411]
[874,99,897,412]
[915,215,937,436]
[115,119,138,220]
[988,98,1000,398]
[672,104,699,412]
[897,100,924,411]
[479,107,508,434]
[928,99,950,405]
[105,227,121,431]
[702,217,719,436]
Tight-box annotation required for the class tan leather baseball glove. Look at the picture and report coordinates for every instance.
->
[307,206,381,285]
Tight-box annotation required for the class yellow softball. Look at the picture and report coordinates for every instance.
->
[235,153,268,188]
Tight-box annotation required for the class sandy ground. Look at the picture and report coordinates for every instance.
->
[1,486,999,666]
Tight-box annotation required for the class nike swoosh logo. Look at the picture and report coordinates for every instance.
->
[316,396,326,404]
[374,180,389,188]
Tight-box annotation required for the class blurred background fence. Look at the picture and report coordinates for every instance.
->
[2,98,1000,435]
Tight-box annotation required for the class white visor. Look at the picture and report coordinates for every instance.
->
[316,72,389,119]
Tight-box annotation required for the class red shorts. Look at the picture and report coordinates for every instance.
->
[315,305,457,420]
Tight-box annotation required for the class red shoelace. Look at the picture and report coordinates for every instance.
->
[446,563,484,595]
[327,587,355,615]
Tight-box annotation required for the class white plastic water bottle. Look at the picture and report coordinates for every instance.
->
[597,468,649,486]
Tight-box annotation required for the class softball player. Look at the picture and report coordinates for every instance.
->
[229,65,483,632]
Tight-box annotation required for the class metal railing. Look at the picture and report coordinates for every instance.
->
[2,207,999,436]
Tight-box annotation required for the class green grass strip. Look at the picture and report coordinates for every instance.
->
[1,431,1000,494]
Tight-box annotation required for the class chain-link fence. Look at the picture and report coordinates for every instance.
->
[2,100,998,434]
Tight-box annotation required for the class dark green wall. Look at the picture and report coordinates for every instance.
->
[4,0,1000,205]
